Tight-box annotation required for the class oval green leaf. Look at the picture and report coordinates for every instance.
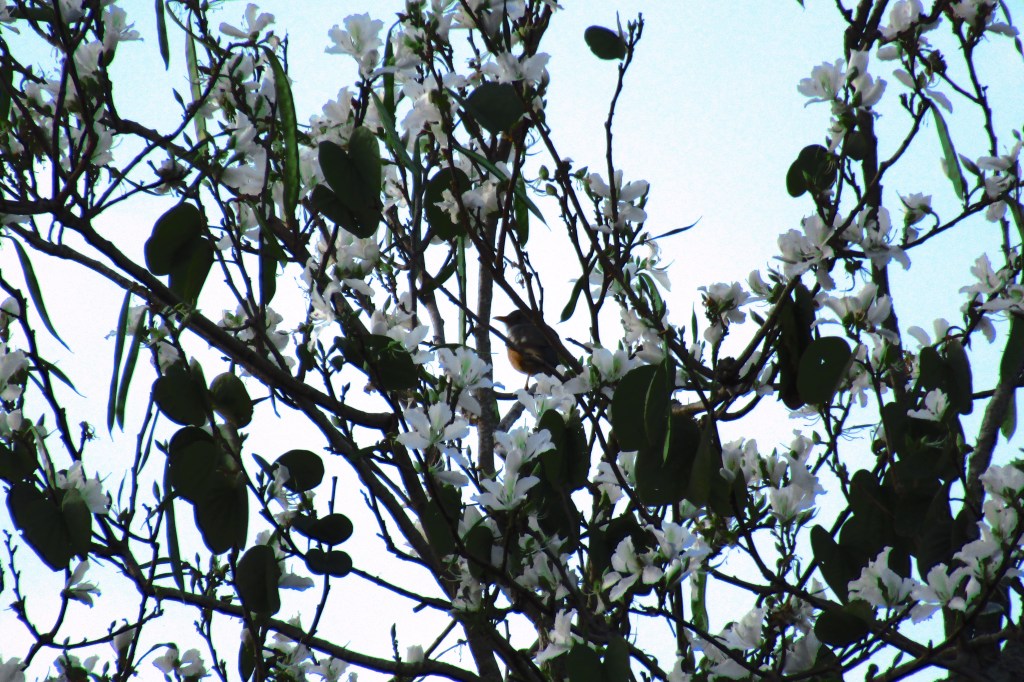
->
[276,449,325,492]
[209,372,253,427]
[144,203,205,276]
[153,362,208,427]
[584,26,627,60]
[797,337,852,406]
[235,544,282,618]
[305,548,352,577]
[463,82,526,135]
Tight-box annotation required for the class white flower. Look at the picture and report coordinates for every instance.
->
[494,427,552,465]
[481,52,550,84]
[900,192,932,226]
[845,207,910,270]
[911,563,970,621]
[63,560,100,606]
[534,609,577,663]
[848,547,917,607]
[907,388,948,421]
[56,462,109,514]
[473,470,539,511]
[219,3,275,39]
[102,6,141,51]
[602,537,662,601]
[308,657,348,681]
[0,656,26,682]
[588,170,649,230]
[776,214,836,282]
[881,0,924,39]
[980,464,1024,501]
[590,347,636,383]
[798,59,845,104]
[822,284,891,330]
[397,403,469,450]
[848,51,886,109]
[326,13,384,77]
[0,348,28,401]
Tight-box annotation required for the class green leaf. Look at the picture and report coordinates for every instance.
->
[167,236,213,305]
[305,548,352,577]
[422,484,462,559]
[338,333,418,391]
[916,484,954,577]
[236,544,282,618]
[424,167,472,240]
[186,34,207,142]
[0,437,37,482]
[814,601,872,646]
[155,0,170,70]
[107,291,133,432]
[811,525,858,603]
[317,139,381,238]
[167,426,221,502]
[786,144,838,198]
[777,283,815,409]
[635,413,700,507]
[584,26,627,60]
[464,522,493,580]
[7,482,74,571]
[944,339,974,415]
[164,468,186,592]
[239,636,257,682]
[209,372,253,427]
[1000,315,1024,384]
[193,478,249,554]
[797,337,853,405]
[603,636,631,681]
[0,51,13,121]
[61,487,93,558]
[349,126,382,196]
[258,228,280,307]
[514,185,530,245]
[293,513,354,546]
[145,203,205,276]
[566,644,603,682]
[368,91,416,174]
[113,297,145,430]
[1002,392,1017,440]
[560,273,587,323]
[462,82,526,135]
[8,238,68,349]
[687,421,726,509]
[932,106,965,201]
[611,363,672,451]
[152,361,208,427]
[276,449,325,492]
[263,49,298,223]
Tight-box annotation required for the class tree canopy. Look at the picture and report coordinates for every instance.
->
[1,1,1024,681]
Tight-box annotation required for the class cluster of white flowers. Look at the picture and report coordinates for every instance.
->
[960,252,1024,317]
[797,51,886,149]
[587,170,650,232]
[699,281,751,345]
[846,463,1023,622]
[602,523,710,603]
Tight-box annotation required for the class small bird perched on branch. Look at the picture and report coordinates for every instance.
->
[494,310,560,379]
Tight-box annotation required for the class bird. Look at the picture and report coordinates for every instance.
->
[494,310,560,378]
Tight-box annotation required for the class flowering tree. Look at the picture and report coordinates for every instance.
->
[1,0,1024,680]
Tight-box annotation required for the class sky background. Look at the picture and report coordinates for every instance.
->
[2,0,1023,678]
